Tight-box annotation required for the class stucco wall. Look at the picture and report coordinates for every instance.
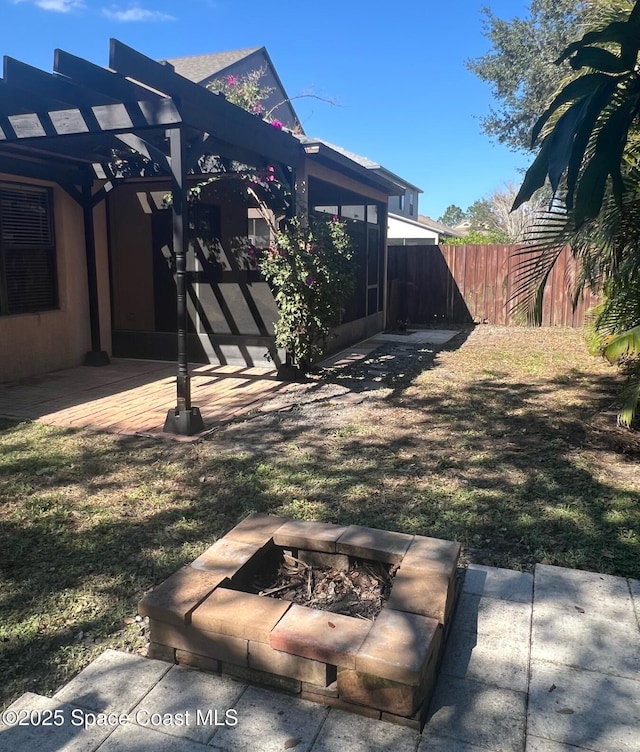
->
[0,175,96,383]
[94,198,111,354]
[109,183,155,331]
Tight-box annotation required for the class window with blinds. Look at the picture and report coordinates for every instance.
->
[0,183,57,315]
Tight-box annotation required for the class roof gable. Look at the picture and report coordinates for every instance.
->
[163,47,302,134]
[163,48,262,84]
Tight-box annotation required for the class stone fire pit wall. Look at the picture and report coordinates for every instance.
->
[138,515,461,730]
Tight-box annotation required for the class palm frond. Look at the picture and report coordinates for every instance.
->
[602,325,640,362]
[618,361,640,426]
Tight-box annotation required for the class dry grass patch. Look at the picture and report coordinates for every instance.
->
[1,326,638,710]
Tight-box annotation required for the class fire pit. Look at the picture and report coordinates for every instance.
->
[139,515,460,729]
[249,548,396,620]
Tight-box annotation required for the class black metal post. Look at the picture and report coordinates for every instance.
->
[275,164,304,376]
[82,184,110,366]
[163,127,204,435]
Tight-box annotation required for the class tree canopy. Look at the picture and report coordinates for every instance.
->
[438,204,466,227]
[467,1,633,153]
[439,184,545,243]
[468,0,589,151]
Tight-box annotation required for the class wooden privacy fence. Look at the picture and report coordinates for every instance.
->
[387,244,600,327]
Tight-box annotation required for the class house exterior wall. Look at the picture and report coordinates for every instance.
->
[108,180,282,367]
[0,174,96,383]
[387,214,439,244]
[109,184,155,331]
[388,187,419,219]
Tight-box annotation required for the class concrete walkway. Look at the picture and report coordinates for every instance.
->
[2,563,639,751]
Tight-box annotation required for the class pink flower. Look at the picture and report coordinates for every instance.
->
[270,120,284,130]
[305,275,316,287]
[227,75,236,87]
[331,215,339,222]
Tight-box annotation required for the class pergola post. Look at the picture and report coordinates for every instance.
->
[163,126,204,435]
[81,184,110,367]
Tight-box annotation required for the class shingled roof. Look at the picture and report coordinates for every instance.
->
[297,136,381,170]
[163,48,262,83]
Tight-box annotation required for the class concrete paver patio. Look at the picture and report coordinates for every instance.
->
[2,563,639,751]
[0,329,462,439]
[0,359,294,438]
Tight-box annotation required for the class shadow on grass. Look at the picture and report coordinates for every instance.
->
[0,328,638,713]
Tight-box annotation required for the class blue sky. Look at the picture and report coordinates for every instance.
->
[1,0,533,219]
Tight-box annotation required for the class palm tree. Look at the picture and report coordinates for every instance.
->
[512,0,640,426]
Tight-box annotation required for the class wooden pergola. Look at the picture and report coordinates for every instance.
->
[0,39,302,435]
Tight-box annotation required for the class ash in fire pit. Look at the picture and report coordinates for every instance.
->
[249,551,398,620]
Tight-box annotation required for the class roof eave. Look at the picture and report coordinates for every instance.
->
[303,143,402,195]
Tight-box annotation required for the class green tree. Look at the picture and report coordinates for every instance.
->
[439,184,544,244]
[513,1,640,426]
[466,198,495,232]
[468,1,632,153]
[438,204,466,226]
[468,0,589,151]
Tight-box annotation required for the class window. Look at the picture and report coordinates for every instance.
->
[0,183,57,315]
[341,205,365,221]
[247,217,270,248]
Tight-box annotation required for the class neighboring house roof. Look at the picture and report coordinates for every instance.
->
[452,219,472,235]
[391,213,438,232]
[163,48,262,82]
[298,137,381,169]
[418,214,463,238]
[162,47,303,134]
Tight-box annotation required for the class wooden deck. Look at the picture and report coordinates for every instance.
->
[0,359,294,439]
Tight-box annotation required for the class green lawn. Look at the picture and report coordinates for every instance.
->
[1,325,638,709]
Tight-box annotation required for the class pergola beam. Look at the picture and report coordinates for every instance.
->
[115,133,170,173]
[0,97,182,142]
[0,151,89,184]
[54,48,162,102]
[109,39,300,166]
[0,38,308,436]
[4,56,119,107]
[2,135,121,164]
[0,79,68,117]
